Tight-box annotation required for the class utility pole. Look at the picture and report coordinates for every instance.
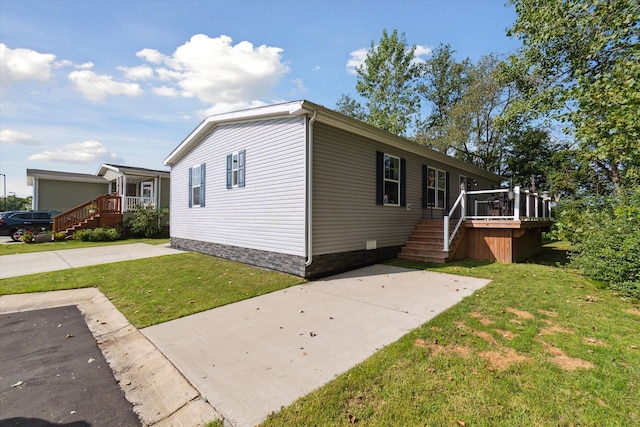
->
[0,174,6,211]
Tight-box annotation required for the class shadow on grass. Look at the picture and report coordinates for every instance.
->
[387,240,573,272]
[528,241,572,267]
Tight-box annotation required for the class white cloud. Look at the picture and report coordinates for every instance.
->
[68,69,143,101]
[153,85,179,97]
[0,43,56,85]
[27,139,123,163]
[313,65,321,71]
[346,48,368,75]
[136,48,167,64]
[0,129,40,146]
[118,65,154,80]
[289,78,307,96]
[414,44,433,58]
[346,44,433,74]
[412,44,433,64]
[137,34,289,105]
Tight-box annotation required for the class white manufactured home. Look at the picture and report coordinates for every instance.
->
[165,100,545,278]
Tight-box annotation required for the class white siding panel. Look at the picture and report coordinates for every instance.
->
[170,117,307,256]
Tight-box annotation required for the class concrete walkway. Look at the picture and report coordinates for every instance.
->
[0,242,184,279]
[143,264,491,426]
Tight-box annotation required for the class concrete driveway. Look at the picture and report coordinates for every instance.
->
[0,242,183,279]
[143,264,491,427]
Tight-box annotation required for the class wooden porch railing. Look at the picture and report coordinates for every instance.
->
[53,194,122,232]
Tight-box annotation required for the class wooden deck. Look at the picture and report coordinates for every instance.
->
[454,219,552,263]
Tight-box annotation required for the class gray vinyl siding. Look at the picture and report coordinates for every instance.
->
[312,123,500,255]
[158,177,170,210]
[170,117,307,256]
[37,179,109,212]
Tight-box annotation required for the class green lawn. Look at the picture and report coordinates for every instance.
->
[0,237,171,256]
[2,241,638,425]
[0,251,304,328]
[262,243,640,426]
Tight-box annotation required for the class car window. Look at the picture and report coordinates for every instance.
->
[13,213,33,220]
[34,213,50,219]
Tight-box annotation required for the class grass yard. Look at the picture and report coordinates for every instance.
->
[0,237,170,256]
[262,243,640,426]
[2,241,638,424]
[0,251,304,328]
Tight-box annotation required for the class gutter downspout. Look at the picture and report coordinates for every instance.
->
[305,109,317,268]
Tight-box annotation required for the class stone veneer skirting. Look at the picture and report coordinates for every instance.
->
[171,237,402,279]
[306,246,403,278]
[171,237,307,277]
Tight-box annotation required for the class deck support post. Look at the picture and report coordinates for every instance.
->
[513,186,520,220]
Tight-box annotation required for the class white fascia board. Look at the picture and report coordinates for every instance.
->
[96,163,121,176]
[164,100,306,166]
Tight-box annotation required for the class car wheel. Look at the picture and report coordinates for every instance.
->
[10,229,23,242]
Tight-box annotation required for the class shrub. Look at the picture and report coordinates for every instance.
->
[20,231,35,243]
[569,186,640,299]
[128,206,169,238]
[73,227,121,242]
[54,231,68,241]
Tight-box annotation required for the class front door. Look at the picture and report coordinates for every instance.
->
[141,181,153,199]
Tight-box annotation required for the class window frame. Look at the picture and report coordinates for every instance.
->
[427,166,447,209]
[188,163,206,208]
[383,154,401,206]
[226,150,246,189]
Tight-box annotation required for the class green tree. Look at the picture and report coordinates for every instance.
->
[415,43,473,152]
[507,0,640,191]
[335,93,367,122]
[445,55,520,175]
[355,29,421,136]
[1,195,32,211]
[503,126,554,191]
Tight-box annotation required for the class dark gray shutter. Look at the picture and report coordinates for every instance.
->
[226,154,232,189]
[238,150,246,188]
[188,167,193,208]
[376,151,384,205]
[200,163,206,207]
[400,158,407,207]
[445,171,450,210]
[422,165,428,208]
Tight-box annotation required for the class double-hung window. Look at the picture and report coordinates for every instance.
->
[384,154,400,206]
[376,151,406,206]
[426,166,446,209]
[188,163,206,207]
[226,150,246,189]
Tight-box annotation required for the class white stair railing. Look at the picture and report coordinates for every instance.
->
[443,190,466,252]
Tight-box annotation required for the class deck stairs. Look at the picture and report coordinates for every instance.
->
[398,219,465,263]
[53,194,123,234]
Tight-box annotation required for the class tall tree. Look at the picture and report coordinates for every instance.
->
[355,29,421,136]
[507,0,640,191]
[335,93,367,122]
[415,44,473,152]
[445,55,520,175]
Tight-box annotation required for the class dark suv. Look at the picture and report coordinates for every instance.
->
[0,210,60,241]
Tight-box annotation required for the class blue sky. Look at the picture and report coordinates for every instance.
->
[0,0,521,197]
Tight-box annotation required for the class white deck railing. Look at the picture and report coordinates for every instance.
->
[443,185,552,251]
[124,196,155,212]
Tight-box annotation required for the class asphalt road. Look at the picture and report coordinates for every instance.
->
[0,306,141,426]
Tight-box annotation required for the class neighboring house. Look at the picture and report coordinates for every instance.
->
[27,169,110,212]
[27,164,170,233]
[165,100,517,278]
[28,164,170,213]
